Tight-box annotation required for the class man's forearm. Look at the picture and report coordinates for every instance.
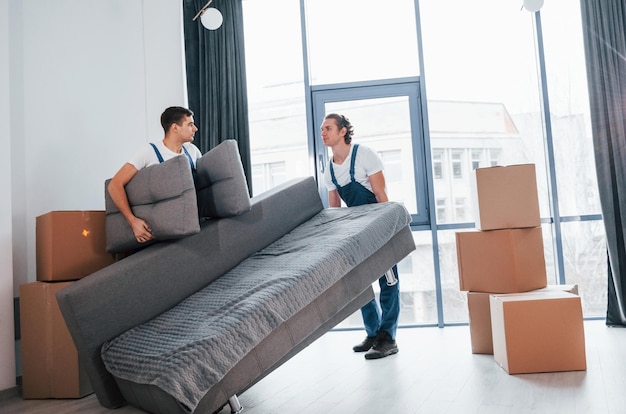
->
[107,182,136,224]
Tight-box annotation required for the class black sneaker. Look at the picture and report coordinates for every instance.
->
[364,331,398,359]
[353,335,376,352]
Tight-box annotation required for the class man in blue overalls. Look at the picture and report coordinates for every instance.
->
[107,106,202,244]
[321,113,400,359]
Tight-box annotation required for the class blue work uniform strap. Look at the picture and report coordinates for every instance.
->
[349,144,359,183]
[329,144,360,188]
[150,142,196,173]
[149,142,164,163]
[181,145,196,172]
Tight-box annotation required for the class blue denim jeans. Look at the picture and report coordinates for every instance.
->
[360,264,400,340]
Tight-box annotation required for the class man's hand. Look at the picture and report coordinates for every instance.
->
[108,163,156,242]
[130,216,154,243]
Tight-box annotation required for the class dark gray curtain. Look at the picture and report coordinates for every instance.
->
[182,0,252,193]
[580,0,626,326]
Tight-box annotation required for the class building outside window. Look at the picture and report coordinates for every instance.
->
[433,149,444,179]
[454,197,467,222]
[471,149,483,170]
[451,150,464,179]
[488,148,501,166]
[436,198,447,223]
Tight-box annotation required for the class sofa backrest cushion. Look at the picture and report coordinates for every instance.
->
[104,156,200,253]
[195,139,251,218]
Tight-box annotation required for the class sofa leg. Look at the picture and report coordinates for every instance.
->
[228,395,243,413]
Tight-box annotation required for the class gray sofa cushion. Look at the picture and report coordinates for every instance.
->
[195,139,251,218]
[104,155,200,253]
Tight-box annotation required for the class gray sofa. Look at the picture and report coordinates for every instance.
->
[57,176,415,414]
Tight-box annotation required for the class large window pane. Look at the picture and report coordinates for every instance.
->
[400,231,437,325]
[561,220,607,317]
[305,0,419,85]
[541,1,601,216]
[541,223,558,285]
[420,0,550,225]
[242,0,310,196]
[438,229,468,323]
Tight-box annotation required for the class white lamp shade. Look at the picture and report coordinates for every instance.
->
[523,0,544,12]
[201,8,223,30]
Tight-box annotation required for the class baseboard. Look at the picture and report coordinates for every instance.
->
[0,383,21,402]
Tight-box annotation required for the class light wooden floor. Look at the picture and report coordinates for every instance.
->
[1,320,624,414]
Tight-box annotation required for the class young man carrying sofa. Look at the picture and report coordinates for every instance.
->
[107,106,203,245]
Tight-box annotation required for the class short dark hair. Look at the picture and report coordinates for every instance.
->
[160,106,194,134]
[325,113,354,144]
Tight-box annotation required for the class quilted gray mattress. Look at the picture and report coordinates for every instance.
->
[101,202,411,411]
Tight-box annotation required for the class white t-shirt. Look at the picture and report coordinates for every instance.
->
[128,141,203,171]
[323,144,384,192]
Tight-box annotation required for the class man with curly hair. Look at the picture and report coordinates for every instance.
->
[321,113,400,360]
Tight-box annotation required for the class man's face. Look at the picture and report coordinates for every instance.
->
[176,115,198,142]
[321,118,345,147]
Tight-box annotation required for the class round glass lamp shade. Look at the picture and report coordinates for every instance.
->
[523,0,544,12]
[201,8,223,30]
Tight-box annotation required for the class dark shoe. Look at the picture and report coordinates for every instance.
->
[365,331,398,359]
[353,336,376,352]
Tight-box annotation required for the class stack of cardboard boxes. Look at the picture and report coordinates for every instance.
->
[456,164,587,374]
[19,211,115,398]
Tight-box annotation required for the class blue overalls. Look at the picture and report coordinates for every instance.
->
[150,143,198,184]
[329,144,400,340]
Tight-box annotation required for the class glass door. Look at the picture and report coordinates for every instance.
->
[312,80,429,226]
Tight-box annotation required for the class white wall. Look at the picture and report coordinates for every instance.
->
[1,0,16,392]
[3,0,187,390]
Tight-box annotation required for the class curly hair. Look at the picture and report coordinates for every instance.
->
[325,113,354,144]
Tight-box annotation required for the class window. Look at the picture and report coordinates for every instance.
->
[242,0,309,197]
[251,164,266,195]
[380,150,405,205]
[451,150,463,179]
[305,0,419,85]
[433,150,444,179]
[243,0,605,324]
[251,162,287,196]
[488,148,501,166]
[471,149,483,171]
[379,150,403,181]
[541,0,600,217]
[436,198,447,223]
[454,197,467,221]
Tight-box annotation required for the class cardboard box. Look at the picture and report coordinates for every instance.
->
[534,284,579,295]
[36,211,115,281]
[456,227,547,293]
[471,164,541,230]
[466,285,578,355]
[490,291,586,374]
[19,281,93,398]
[467,292,493,354]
